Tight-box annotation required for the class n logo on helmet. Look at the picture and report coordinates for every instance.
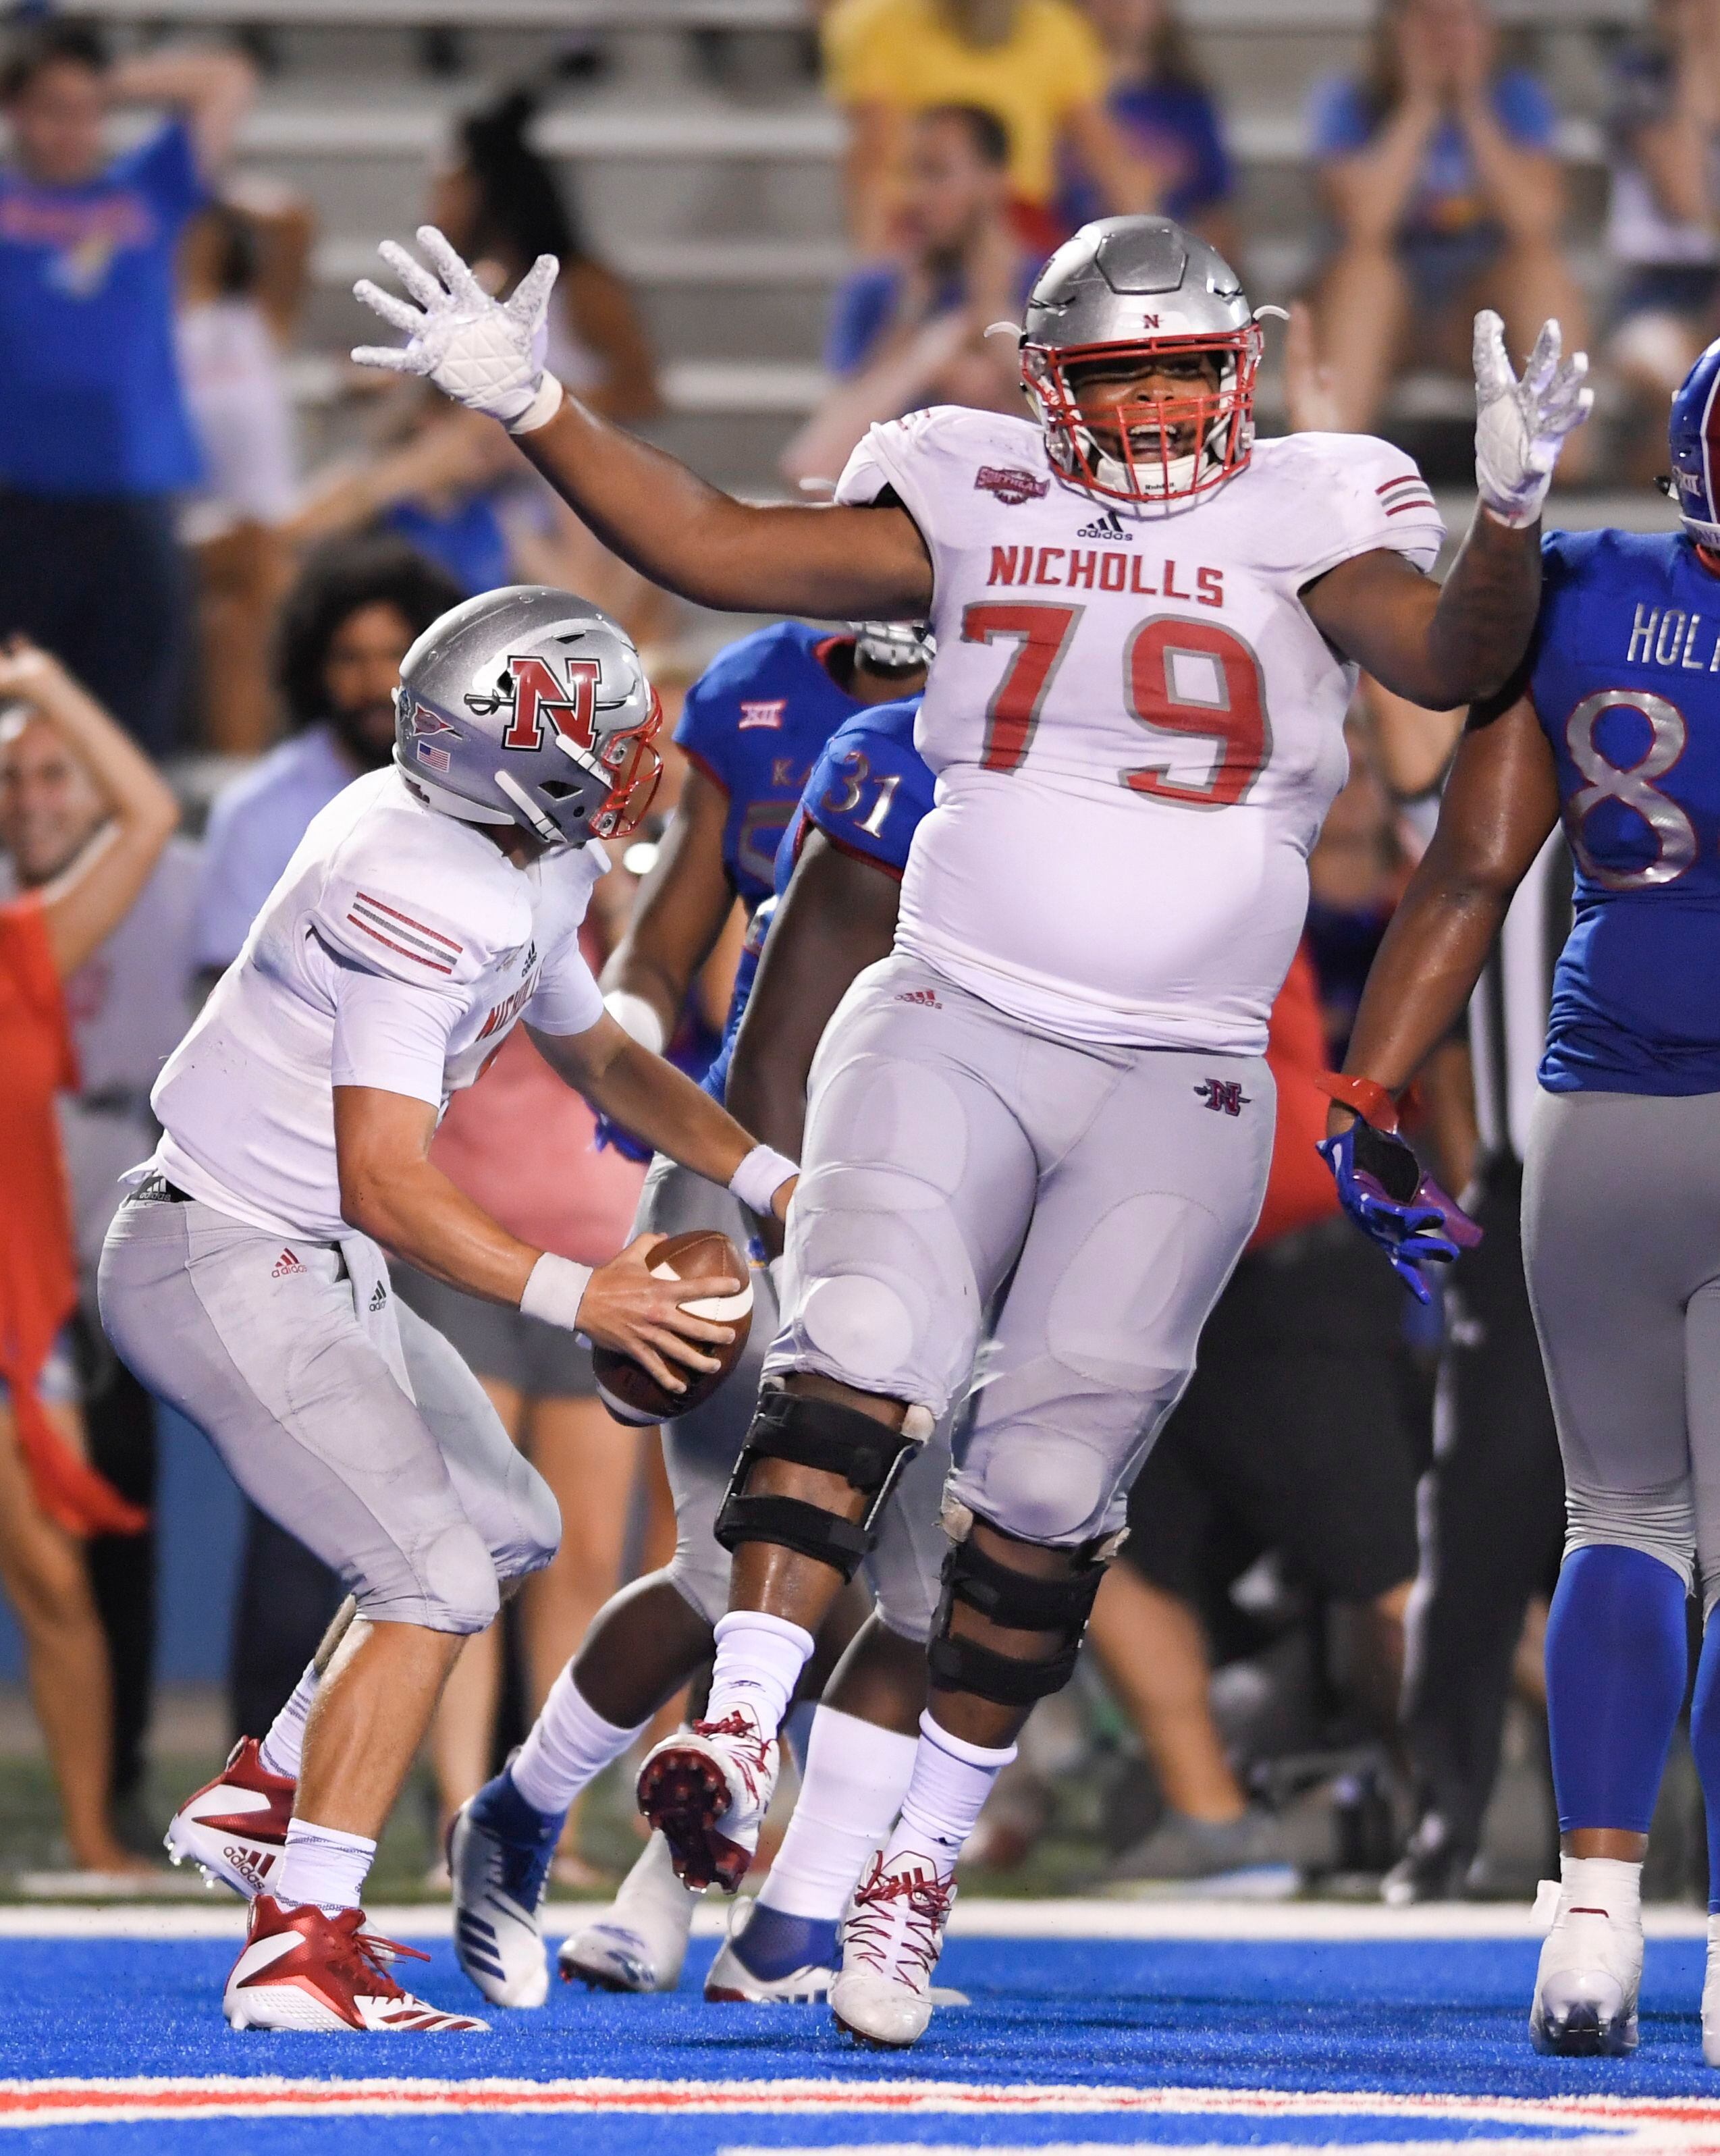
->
[485,653,603,754]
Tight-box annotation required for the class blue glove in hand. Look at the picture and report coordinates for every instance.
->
[1317,1120,1482,1305]
[593,1112,653,1164]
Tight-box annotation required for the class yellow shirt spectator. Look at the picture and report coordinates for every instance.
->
[823,0,1108,209]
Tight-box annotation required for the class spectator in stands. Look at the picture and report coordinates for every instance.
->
[1067,0,1237,256]
[1307,0,1587,448]
[0,639,178,1875]
[1603,0,1720,477]
[289,392,520,599]
[0,676,200,1844]
[782,104,1031,485]
[428,89,670,645]
[0,23,255,754]
[822,0,1151,254]
[191,535,462,994]
[179,182,315,753]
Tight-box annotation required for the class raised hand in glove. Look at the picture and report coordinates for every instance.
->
[352,224,564,434]
[1315,1077,1482,1305]
[1473,309,1592,529]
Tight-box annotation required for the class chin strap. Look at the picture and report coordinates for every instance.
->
[1315,1071,1399,1134]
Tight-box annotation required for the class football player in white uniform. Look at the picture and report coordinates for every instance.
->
[355,215,1590,2044]
[99,587,795,2034]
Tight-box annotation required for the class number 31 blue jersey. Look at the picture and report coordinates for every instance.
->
[702,697,933,1103]
[1533,528,1720,1094]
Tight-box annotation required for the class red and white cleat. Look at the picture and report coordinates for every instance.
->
[635,1712,778,1893]
[829,1851,955,2049]
[165,1738,294,1898]
[224,1894,487,2031]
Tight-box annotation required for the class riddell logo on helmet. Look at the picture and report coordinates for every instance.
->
[974,466,1049,506]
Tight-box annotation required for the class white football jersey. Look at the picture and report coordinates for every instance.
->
[148,769,606,1241]
[836,406,1445,1052]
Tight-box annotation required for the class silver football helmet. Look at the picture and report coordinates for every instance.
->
[852,620,935,674]
[1019,215,1262,506]
[394,586,662,848]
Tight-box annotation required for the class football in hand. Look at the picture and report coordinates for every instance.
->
[593,1229,753,1426]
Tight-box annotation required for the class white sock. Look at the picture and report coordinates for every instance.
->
[757,1706,919,1922]
[883,1709,1017,1885]
[1559,1852,1642,1920]
[703,1610,815,1740]
[277,1818,376,1915]
[510,1663,645,1815]
[258,1661,319,1781]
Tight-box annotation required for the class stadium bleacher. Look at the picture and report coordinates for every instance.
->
[45,0,1651,492]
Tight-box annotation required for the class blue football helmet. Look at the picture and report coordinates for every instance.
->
[1667,336,1720,547]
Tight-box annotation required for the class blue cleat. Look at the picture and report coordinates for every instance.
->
[705,1899,838,2002]
[448,1765,566,2010]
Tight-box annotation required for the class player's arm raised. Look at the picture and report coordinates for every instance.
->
[1303,313,1591,707]
[1329,689,1561,1124]
[352,228,931,619]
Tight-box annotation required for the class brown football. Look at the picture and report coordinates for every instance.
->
[593,1229,753,1426]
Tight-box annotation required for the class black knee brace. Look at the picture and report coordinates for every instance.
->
[714,1390,922,1581]
[928,1517,1117,1707]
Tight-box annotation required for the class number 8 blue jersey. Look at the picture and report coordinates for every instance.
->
[1533,527,1720,1094]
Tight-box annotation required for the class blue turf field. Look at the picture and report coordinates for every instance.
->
[4,1918,1719,2151]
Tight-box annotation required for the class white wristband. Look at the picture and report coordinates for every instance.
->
[730,1143,798,1216]
[506,372,565,436]
[520,1251,593,1335]
[603,989,666,1055]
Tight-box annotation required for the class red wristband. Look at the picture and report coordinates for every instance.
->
[1315,1072,1400,1134]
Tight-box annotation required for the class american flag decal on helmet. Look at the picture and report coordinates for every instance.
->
[346,892,462,973]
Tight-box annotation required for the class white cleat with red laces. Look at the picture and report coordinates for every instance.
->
[829,1850,955,2049]
[224,1894,487,2032]
[165,1737,295,1898]
[635,1711,778,1893]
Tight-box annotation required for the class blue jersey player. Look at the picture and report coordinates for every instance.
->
[596,618,930,1076]
[1328,338,1720,2064]
[451,698,955,2013]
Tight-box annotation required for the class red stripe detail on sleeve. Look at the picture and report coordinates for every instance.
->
[346,914,456,973]
[353,892,462,952]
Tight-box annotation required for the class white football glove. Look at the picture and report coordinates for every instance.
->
[1473,310,1592,529]
[352,224,564,433]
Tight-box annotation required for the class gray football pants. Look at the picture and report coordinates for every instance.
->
[633,1154,952,1640]
[763,952,1276,1548]
[1524,1086,1720,1612]
[99,1191,560,1634]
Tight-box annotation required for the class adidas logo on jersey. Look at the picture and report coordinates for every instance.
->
[1075,509,1132,541]
[368,1281,388,1313]
[271,1249,305,1279]
[896,988,941,1008]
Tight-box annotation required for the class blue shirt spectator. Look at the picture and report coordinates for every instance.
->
[0,119,205,495]
[784,104,1030,485]
[1060,3,1233,240]
[0,25,254,751]
[1308,66,1555,248]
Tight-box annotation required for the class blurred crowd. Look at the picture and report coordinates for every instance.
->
[0,0,1710,1899]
